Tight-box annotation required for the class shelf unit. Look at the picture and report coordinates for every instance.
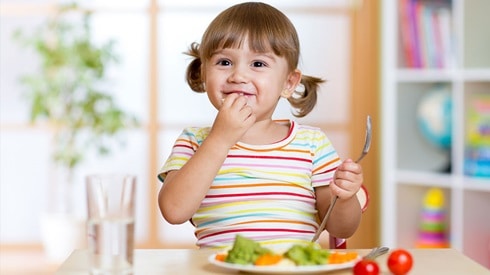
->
[381,0,490,269]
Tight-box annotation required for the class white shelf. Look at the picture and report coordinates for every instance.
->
[396,170,490,192]
[461,69,490,81]
[464,179,490,192]
[396,170,454,187]
[396,69,490,82]
[381,0,490,269]
[397,69,458,82]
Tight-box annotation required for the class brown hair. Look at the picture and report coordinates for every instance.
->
[185,2,324,117]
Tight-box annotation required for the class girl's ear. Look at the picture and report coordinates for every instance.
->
[281,69,302,98]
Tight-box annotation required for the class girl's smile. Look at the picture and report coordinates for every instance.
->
[221,90,255,102]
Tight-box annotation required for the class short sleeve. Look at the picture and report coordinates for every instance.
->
[310,130,341,188]
[158,127,209,182]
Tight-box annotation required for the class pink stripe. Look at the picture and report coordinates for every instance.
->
[199,197,315,207]
[199,228,314,240]
[221,162,310,172]
[228,154,311,163]
[173,152,193,157]
[205,192,314,199]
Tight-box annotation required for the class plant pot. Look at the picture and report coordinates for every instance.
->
[40,165,88,263]
[40,213,86,263]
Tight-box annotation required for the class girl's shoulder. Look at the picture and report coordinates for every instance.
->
[181,126,212,142]
[293,122,328,138]
[295,123,322,132]
[275,119,324,134]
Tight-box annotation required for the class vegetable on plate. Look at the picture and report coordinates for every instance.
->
[214,235,358,267]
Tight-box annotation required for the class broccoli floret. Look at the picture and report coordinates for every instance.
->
[285,243,330,265]
[225,235,271,265]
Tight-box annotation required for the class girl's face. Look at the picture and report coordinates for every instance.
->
[203,39,301,120]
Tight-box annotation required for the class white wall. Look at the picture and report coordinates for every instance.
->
[0,0,353,247]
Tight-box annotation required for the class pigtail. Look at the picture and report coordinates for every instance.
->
[185,42,206,93]
[287,75,325,117]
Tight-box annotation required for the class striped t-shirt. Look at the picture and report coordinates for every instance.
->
[159,120,341,250]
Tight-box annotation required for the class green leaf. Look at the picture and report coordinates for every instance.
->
[13,2,140,172]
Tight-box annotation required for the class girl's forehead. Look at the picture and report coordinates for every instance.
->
[208,34,276,56]
[218,39,273,53]
[210,47,279,61]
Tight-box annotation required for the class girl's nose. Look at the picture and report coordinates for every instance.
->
[228,65,248,83]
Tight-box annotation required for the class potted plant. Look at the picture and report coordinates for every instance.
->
[14,3,138,262]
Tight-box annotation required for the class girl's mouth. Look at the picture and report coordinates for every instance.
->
[223,91,254,97]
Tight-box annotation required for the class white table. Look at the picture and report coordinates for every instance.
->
[56,248,489,274]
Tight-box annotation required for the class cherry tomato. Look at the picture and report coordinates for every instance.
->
[387,249,413,275]
[353,259,380,275]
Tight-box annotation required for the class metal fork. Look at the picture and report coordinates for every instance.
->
[363,246,389,260]
[354,115,372,164]
[311,115,372,242]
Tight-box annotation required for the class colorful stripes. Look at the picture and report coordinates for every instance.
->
[160,120,341,250]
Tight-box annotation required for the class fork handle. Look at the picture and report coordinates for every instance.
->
[312,153,365,242]
[311,195,338,242]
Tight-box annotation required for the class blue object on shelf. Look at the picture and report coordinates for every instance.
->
[465,93,490,178]
[465,147,490,178]
[417,85,452,150]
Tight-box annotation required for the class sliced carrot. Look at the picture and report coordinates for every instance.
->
[215,253,227,262]
[254,253,283,266]
[328,252,358,264]
[345,252,358,260]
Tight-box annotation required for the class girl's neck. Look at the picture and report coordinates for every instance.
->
[239,119,291,145]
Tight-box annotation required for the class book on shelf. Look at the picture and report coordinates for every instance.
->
[398,0,453,69]
[464,94,490,178]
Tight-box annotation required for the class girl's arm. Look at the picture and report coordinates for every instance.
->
[315,159,363,238]
[158,94,255,224]
[158,134,231,224]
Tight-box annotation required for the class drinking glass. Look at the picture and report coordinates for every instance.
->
[86,174,136,274]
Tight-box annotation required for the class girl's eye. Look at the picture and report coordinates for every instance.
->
[216,59,231,66]
[252,61,267,67]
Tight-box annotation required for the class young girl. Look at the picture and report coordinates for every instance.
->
[158,2,363,251]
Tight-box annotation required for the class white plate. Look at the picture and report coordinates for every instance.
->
[208,254,359,274]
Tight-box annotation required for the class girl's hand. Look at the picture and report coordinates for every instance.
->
[330,159,363,200]
[209,93,256,148]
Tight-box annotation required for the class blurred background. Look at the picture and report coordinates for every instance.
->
[1,0,377,272]
[1,0,489,273]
